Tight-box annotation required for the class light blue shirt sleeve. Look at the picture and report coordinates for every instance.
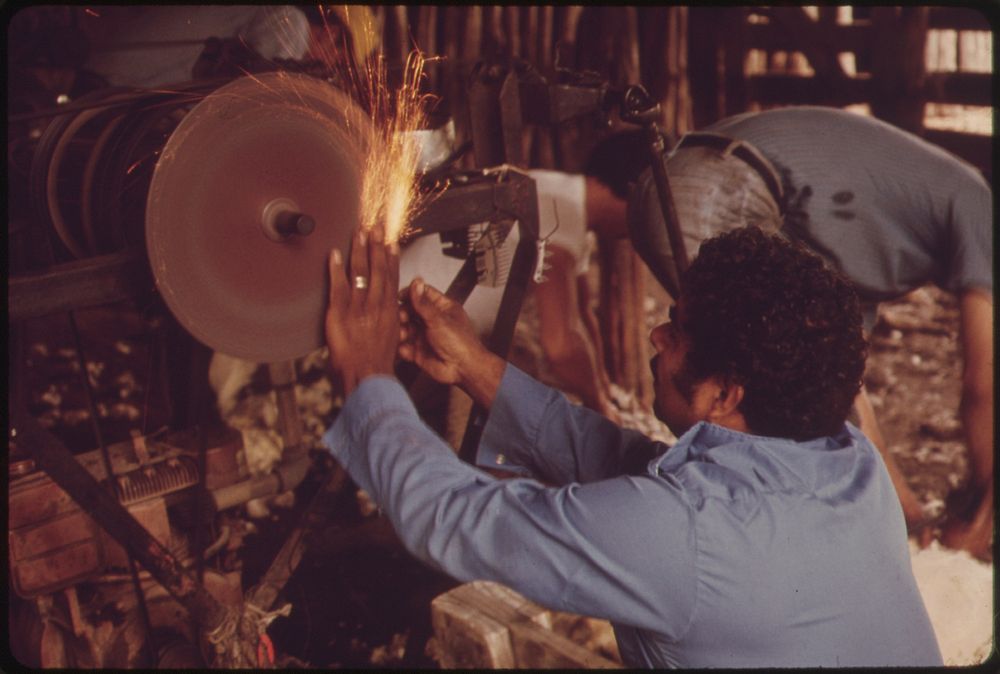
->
[476,365,670,482]
[323,369,698,636]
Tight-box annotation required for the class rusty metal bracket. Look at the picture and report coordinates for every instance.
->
[13,415,227,634]
[8,250,153,321]
[499,70,525,166]
[468,62,509,168]
[468,58,619,170]
[245,467,347,613]
[406,171,539,463]
[620,84,688,295]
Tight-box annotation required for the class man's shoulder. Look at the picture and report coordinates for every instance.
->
[657,422,879,503]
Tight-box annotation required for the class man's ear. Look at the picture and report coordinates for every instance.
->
[706,377,746,429]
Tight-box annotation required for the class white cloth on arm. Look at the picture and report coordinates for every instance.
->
[528,169,592,276]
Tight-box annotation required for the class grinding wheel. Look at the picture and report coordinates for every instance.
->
[146,72,374,363]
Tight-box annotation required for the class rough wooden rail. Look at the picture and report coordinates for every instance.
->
[431,581,622,669]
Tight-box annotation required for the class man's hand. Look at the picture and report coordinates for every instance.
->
[398,278,505,408]
[325,225,400,396]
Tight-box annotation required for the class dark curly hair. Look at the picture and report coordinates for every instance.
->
[677,227,867,440]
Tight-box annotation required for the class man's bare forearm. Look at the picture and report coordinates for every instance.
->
[458,349,506,410]
[959,289,994,484]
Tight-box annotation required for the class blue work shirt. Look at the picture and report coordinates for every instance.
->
[323,365,942,668]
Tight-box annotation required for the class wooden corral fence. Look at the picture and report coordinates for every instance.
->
[363,11,993,665]
[430,581,621,669]
[688,6,994,182]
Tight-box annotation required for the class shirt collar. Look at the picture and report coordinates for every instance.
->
[649,421,868,491]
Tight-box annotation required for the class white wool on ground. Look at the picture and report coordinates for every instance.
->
[298,347,330,374]
[239,427,284,477]
[295,378,334,436]
[610,383,676,445]
[909,540,994,665]
[245,497,272,520]
[210,348,334,519]
[240,428,285,519]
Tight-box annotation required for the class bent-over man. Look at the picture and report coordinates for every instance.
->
[618,107,991,559]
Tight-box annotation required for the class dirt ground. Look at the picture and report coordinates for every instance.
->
[10,267,987,667]
[864,286,971,521]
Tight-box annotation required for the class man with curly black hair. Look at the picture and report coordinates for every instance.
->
[659,226,867,441]
[320,224,942,667]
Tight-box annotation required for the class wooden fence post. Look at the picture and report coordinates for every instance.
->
[871,6,929,134]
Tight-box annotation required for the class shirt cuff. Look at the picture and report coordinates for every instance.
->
[475,365,554,476]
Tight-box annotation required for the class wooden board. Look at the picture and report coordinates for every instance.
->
[431,580,621,669]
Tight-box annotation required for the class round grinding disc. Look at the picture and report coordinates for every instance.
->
[146,72,373,362]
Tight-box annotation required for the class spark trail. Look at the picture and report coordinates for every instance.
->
[307,5,437,244]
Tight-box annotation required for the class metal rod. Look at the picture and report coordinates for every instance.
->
[620,84,688,295]
[65,312,114,491]
[194,422,209,588]
[8,81,222,123]
[645,125,689,279]
[91,39,212,51]
[9,251,151,322]
[66,311,157,666]
[245,467,346,612]
[269,361,304,455]
[458,176,539,464]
